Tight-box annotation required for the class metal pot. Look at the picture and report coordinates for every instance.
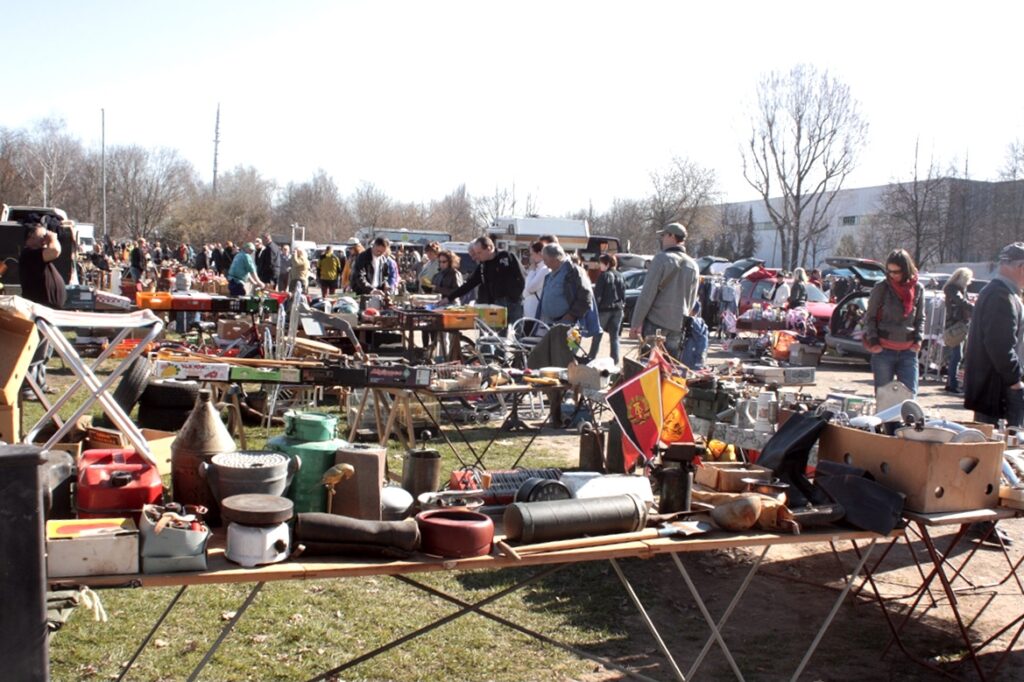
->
[200,451,299,504]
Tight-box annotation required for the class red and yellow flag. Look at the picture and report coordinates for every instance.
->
[660,375,694,443]
[606,364,663,470]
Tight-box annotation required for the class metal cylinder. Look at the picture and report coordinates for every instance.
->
[0,444,49,681]
[658,467,693,514]
[171,389,237,525]
[503,494,647,543]
[401,449,441,499]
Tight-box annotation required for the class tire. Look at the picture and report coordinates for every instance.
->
[139,380,201,409]
[137,403,192,431]
[110,355,153,416]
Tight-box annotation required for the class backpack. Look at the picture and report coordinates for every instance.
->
[680,315,709,369]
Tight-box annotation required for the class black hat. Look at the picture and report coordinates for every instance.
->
[998,242,1024,262]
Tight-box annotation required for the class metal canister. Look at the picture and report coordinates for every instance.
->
[171,389,237,525]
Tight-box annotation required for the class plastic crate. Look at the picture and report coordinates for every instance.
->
[209,296,243,313]
[398,309,444,331]
[171,294,212,311]
[473,304,507,328]
[243,297,279,314]
[136,291,173,310]
[440,310,476,330]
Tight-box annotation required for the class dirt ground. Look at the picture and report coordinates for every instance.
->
[547,338,1024,681]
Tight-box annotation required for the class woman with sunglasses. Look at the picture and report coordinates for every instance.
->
[431,250,463,300]
[864,248,926,395]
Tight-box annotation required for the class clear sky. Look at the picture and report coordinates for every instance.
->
[4,0,1022,214]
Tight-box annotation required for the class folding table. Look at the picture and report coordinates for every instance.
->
[22,304,164,466]
[50,527,886,681]
[859,507,1024,680]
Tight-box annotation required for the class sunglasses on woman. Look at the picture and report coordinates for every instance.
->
[887,268,903,277]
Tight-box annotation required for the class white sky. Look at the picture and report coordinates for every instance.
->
[5,0,1023,214]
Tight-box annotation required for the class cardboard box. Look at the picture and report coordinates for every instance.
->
[694,461,775,493]
[217,318,252,341]
[818,423,1004,513]
[154,360,231,382]
[0,309,39,406]
[789,343,824,367]
[331,447,387,520]
[0,403,19,443]
[82,427,175,476]
[46,518,139,578]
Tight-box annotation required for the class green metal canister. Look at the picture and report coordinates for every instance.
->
[266,436,349,513]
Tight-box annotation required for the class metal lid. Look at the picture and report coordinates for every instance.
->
[221,494,294,525]
[212,452,288,470]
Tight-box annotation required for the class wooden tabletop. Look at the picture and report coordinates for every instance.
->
[52,527,888,589]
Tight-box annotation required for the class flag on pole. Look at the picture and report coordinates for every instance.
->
[606,364,663,470]
[660,374,694,443]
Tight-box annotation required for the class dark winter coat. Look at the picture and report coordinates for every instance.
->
[257,242,281,284]
[964,277,1024,418]
[594,269,626,312]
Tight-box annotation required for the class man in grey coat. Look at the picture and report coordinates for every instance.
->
[629,222,700,357]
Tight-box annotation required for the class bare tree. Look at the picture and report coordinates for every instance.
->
[351,182,391,230]
[427,184,477,240]
[876,141,947,267]
[997,140,1024,243]
[107,145,196,239]
[472,186,514,230]
[647,156,718,233]
[742,64,868,269]
[21,118,85,206]
[274,169,347,243]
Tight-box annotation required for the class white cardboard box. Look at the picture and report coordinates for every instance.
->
[46,518,139,578]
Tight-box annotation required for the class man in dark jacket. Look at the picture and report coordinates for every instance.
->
[964,242,1024,426]
[258,233,281,289]
[444,236,526,324]
[350,237,399,295]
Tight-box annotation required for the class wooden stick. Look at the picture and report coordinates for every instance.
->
[513,528,661,555]
[495,540,522,561]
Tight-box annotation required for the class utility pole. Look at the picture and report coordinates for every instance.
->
[212,103,221,197]
[101,108,107,239]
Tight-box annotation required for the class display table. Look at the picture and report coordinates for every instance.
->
[51,527,889,681]
[354,384,561,469]
[858,507,1024,681]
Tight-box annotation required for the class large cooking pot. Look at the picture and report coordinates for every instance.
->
[200,451,299,504]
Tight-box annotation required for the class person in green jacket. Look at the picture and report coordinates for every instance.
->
[227,242,262,297]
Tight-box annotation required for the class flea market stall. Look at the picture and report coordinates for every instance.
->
[0,273,1021,680]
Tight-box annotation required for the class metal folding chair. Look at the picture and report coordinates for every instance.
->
[23,304,164,466]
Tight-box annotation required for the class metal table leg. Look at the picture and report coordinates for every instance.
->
[186,582,264,682]
[392,574,662,682]
[609,558,686,681]
[307,565,564,681]
[116,585,188,682]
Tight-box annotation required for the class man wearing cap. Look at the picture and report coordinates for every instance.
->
[964,242,1024,427]
[629,222,700,357]
[227,242,263,297]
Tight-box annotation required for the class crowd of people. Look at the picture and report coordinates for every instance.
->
[26,217,1024,433]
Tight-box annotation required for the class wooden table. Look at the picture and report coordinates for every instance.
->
[52,526,889,681]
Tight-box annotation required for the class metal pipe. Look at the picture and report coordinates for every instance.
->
[0,445,48,681]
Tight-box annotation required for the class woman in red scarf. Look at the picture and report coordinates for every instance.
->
[864,249,926,395]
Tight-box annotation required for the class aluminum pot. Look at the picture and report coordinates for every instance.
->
[200,451,299,505]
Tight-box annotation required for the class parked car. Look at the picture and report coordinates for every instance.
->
[821,257,884,302]
[825,286,944,362]
[919,272,989,299]
[696,255,729,276]
[616,253,653,271]
[738,276,835,334]
[621,269,647,327]
[722,257,768,281]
